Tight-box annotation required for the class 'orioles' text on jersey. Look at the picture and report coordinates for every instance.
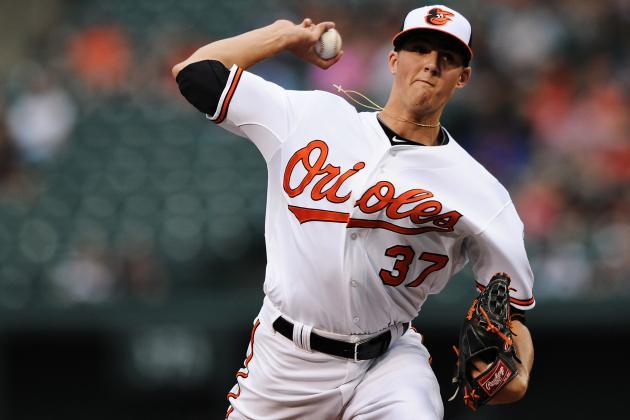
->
[208,65,535,335]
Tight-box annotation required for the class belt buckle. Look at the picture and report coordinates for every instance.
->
[353,336,372,362]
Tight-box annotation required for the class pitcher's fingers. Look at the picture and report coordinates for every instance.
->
[313,21,336,38]
[316,50,344,70]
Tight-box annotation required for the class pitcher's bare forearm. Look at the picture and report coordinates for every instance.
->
[172,19,341,78]
[488,320,533,404]
[172,21,289,75]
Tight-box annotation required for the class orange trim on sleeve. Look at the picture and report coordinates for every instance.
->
[215,67,244,124]
[475,281,535,307]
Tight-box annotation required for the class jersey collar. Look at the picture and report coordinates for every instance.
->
[376,114,449,147]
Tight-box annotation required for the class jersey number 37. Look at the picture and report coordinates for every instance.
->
[379,245,448,288]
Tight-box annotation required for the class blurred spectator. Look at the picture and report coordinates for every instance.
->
[486,0,565,73]
[48,244,115,305]
[5,71,76,162]
[535,241,592,299]
[0,106,40,199]
[515,179,565,240]
[469,116,531,185]
[526,58,629,154]
[66,25,131,92]
[0,118,18,183]
[117,239,169,303]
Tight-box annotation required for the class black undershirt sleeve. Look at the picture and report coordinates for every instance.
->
[176,60,230,115]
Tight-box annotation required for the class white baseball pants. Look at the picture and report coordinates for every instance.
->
[225,299,443,419]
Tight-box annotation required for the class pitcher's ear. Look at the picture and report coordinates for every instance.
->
[388,51,398,74]
[456,67,471,88]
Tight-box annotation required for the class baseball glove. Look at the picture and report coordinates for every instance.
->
[449,272,520,411]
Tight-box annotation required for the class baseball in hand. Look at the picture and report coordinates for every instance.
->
[315,28,342,60]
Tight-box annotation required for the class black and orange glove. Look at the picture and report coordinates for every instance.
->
[449,273,520,411]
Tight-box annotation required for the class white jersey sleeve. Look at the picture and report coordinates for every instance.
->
[465,201,535,310]
[206,64,294,163]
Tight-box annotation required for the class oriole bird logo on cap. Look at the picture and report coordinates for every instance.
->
[425,8,454,26]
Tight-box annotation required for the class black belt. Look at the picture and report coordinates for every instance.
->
[272,316,409,361]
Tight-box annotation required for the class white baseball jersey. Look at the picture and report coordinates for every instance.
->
[209,64,535,336]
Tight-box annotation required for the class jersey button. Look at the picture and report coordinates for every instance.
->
[350,233,358,240]
[350,280,358,287]
[353,316,360,323]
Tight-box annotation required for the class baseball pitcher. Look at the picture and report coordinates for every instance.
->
[172,4,534,419]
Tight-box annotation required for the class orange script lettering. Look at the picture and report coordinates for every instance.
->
[283,140,365,203]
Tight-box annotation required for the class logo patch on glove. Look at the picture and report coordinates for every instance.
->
[478,359,514,397]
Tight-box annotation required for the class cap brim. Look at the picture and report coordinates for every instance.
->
[392,28,473,62]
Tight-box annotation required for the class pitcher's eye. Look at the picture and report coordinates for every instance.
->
[441,52,462,67]
[413,45,431,54]
[403,42,432,54]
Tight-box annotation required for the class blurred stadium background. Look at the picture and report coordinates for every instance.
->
[0,0,628,418]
